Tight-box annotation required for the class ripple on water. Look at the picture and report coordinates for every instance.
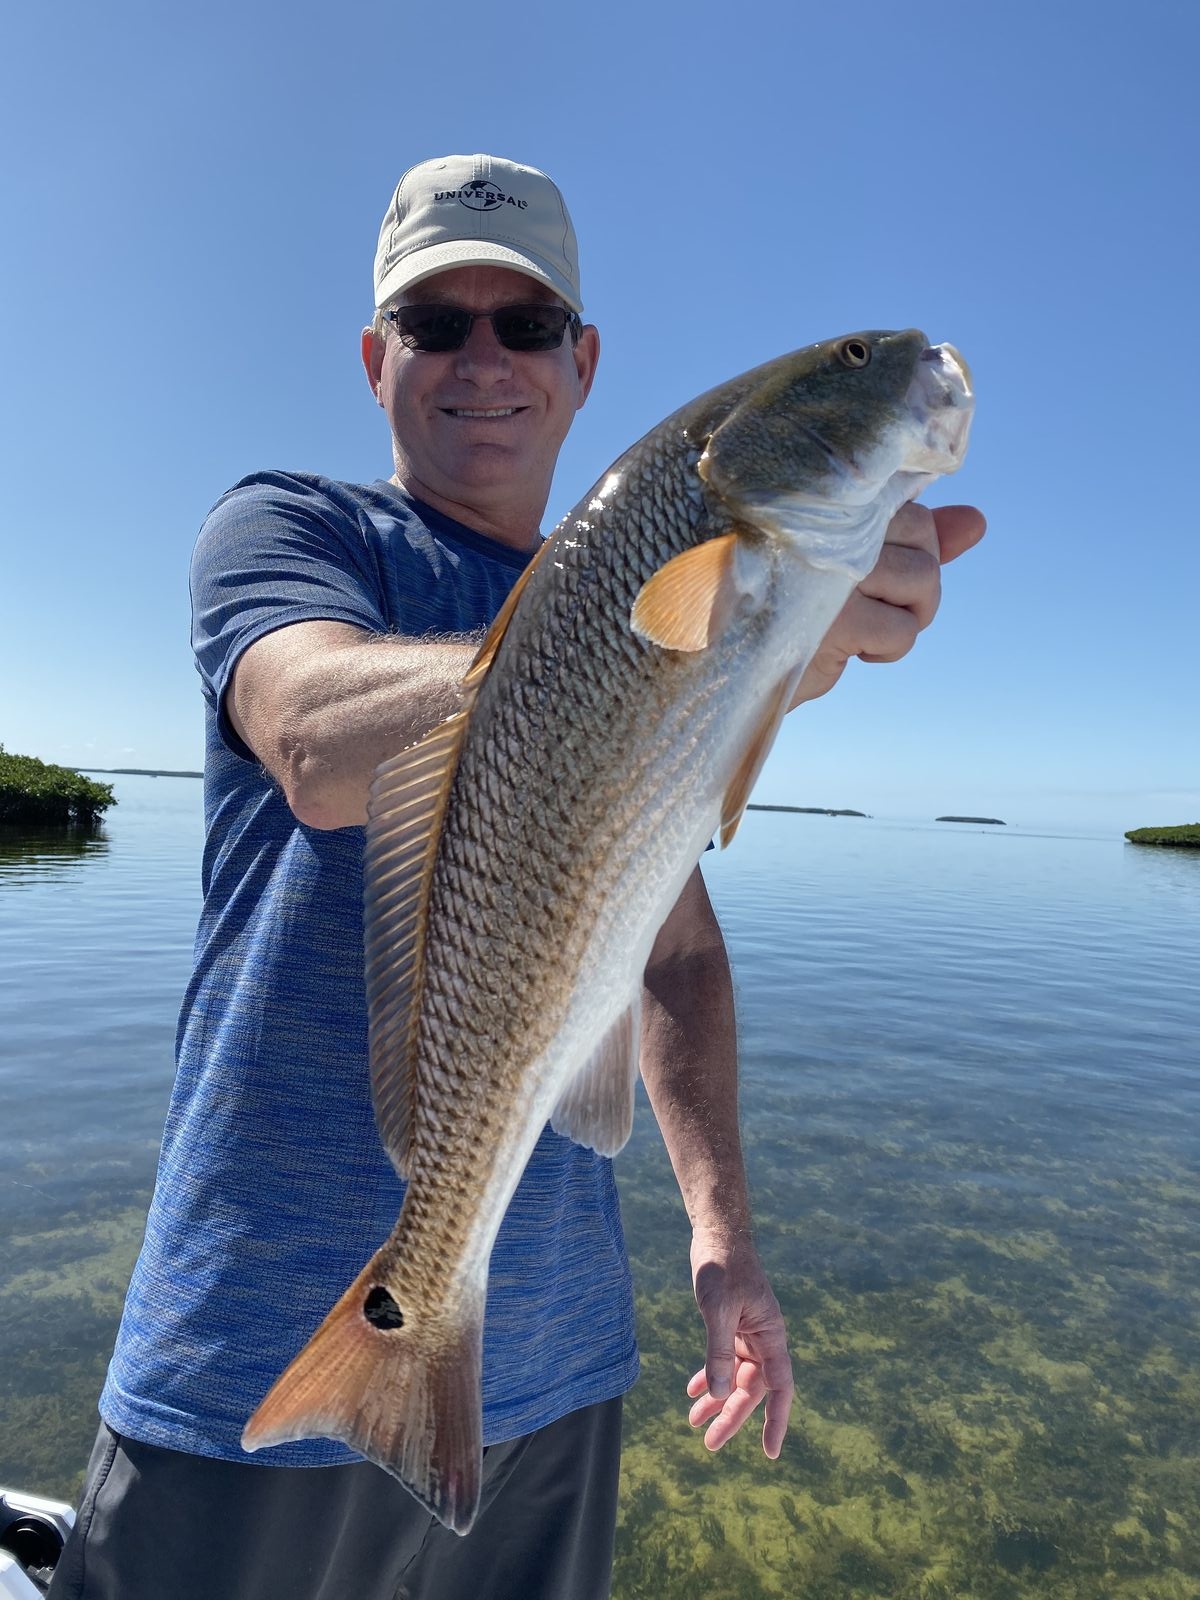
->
[2,788,1199,1595]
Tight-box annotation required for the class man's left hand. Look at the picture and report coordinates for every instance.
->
[791,502,986,707]
[686,1233,794,1457]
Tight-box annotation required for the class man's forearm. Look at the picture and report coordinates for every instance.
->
[230,622,479,829]
[639,872,752,1244]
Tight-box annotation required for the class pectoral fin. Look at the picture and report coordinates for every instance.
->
[631,532,768,652]
[550,997,641,1156]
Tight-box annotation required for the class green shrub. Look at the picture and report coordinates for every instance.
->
[1124,823,1200,848]
[0,745,116,826]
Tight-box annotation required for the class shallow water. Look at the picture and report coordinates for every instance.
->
[2,779,1198,1597]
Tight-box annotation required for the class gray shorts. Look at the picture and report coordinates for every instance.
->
[47,1397,622,1600]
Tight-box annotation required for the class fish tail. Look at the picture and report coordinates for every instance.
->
[241,1251,483,1535]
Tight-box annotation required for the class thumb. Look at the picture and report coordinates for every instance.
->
[931,504,986,565]
[695,1266,738,1400]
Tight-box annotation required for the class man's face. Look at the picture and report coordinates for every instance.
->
[363,264,599,548]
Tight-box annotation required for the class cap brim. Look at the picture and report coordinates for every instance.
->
[376,240,582,313]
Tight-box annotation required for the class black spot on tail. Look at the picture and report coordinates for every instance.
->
[363,1285,405,1329]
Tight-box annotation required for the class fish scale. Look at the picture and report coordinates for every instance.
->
[242,328,974,1533]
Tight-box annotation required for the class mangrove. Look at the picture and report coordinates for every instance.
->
[0,746,116,827]
[1125,823,1200,848]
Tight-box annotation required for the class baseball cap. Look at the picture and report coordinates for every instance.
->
[374,154,582,313]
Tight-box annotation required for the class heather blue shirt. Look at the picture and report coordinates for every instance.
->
[100,472,639,1464]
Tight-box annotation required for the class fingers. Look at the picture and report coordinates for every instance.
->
[760,1348,795,1459]
[788,501,985,709]
[832,588,923,666]
[856,542,941,632]
[885,502,986,565]
[699,1371,765,1452]
[690,1247,794,1457]
[686,1341,796,1455]
[882,499,941,559]
[687,1358,757,1420]
[841,500,987,664]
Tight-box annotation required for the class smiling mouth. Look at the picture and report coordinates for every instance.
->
[443,406,527,419]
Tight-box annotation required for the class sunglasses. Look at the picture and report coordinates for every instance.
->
[383,303,582,354]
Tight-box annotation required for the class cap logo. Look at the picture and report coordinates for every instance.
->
[433,179,528,212]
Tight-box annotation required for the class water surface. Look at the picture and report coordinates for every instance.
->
[2,780,1198,1597]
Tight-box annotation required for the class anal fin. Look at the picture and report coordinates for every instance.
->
[550,997,641,1157]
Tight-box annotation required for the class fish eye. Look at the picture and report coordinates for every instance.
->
[837,338,871,369]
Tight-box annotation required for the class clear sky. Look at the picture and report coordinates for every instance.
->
[2,0,1196,833]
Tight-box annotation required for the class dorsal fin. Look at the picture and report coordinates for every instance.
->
[630,531,768,652]
[364,711,472,1177]
[363,536,554,1176]
[719,671,803,848]
[463,529,559,690]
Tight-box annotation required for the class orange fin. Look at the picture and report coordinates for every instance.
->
[549,997,641,1156]
[242,1252,484,1535]
[630,532,768,653]
[720,672,802,848]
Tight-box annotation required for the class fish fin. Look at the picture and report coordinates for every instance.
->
[365,710,473,1178]
[720,672,802,848]
[549,996,642,1156]
[242,1252,484,1536]
[462,529,560,690]
[364,533,558,1176]
[630,531,768,652]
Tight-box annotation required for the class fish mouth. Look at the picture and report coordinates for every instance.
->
[902,344,974,471]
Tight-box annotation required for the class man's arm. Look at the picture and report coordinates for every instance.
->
[227,620,479,829]
[640,867,795,1457]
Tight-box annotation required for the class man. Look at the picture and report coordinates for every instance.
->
[49,154,984,1600]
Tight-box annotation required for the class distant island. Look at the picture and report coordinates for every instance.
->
[1125,824,1200,849]
[75,767,203,779]
[747,804,868,818]
[936,815,1006,826]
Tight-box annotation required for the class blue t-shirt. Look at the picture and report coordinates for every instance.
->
[100,471,639,1464]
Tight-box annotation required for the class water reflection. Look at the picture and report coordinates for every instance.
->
[1,790,1198,1599]
[0,824,110,885]
[1121,836,1200,904]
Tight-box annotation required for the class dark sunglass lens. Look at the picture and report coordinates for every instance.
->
[395,306,473,351]
[493,306,568,351]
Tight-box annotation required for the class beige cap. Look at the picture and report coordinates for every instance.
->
[373,154,582,313]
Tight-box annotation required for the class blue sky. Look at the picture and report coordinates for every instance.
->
[2,0,1196,832]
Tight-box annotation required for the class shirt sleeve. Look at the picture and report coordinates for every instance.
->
[190,472,388,759]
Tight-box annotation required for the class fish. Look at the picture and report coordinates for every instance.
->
[241,328,974,1532]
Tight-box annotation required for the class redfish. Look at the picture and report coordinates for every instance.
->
[243,330,974,1531]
